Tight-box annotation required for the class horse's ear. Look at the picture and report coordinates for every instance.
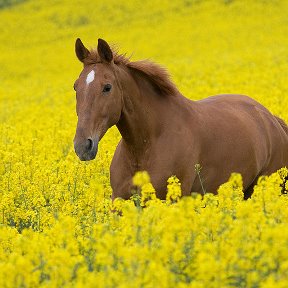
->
[75,38,90,63]
[97,38,113,63]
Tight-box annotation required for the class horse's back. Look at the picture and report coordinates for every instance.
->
[197,94,288,156]
[194,94,288,192]
[197,94,266,112]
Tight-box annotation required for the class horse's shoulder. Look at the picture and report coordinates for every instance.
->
[110,139,133,183]
[110,139,135,170]
[111,139,125,164]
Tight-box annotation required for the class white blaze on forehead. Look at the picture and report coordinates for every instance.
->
[86,70,95,85]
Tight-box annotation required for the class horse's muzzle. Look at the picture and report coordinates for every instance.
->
[74,136,98,161]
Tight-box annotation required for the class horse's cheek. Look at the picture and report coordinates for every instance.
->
[108,97,122,122]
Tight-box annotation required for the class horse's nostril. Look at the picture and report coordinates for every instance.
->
[86,138,93,151]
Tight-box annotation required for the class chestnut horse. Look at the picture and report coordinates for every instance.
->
[73,38,288,200]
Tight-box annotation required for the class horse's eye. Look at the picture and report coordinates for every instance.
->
[103,84,112,93]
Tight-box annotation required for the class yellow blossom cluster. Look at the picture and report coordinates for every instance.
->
[1,0,288,287]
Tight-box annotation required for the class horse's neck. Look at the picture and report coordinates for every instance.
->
[116,67,174,155]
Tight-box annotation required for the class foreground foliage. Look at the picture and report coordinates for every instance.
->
[1,171,288,287]
[1,0,288,287]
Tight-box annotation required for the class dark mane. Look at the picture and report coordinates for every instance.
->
[84,48,178,96]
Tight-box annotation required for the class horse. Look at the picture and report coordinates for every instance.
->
[73,38,288,200]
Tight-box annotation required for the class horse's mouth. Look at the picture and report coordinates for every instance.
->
[77,150,97,161]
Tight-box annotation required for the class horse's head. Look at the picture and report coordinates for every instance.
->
[73,38,123,161]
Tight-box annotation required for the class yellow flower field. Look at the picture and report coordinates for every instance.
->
[1,0,288,287]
